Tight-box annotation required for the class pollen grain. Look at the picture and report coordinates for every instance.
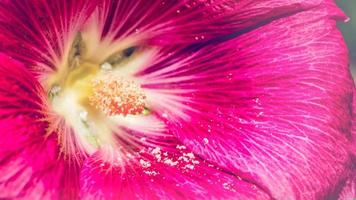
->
[89,75,147,116]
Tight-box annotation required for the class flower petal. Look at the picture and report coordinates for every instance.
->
[79,143,270,200]
[0,0,331,72]
[0,54,80,199]
[337,172,356,200]
[0,53,45,152]
[91,0,326,44]
[338,90,356,200]
[139,2,354,199]
[0,0,98,70]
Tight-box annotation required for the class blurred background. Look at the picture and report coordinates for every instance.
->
[337,1,356,80]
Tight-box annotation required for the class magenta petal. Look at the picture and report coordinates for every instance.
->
[103,0,326,45]
[0,0,98,69]
[0,132,77,199]
[0,53,45,154]
[0,0,354,199]
[0,0,331,70]
[142,2,354,199]
[79,145,270,200]
[337,172,356,200]
[339,91,356,200]
[0,54,80,199]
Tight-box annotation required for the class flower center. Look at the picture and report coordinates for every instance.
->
[89,75,147,116]
[45,33,153,157]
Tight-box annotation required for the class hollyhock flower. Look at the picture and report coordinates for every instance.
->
[0,0,355,199]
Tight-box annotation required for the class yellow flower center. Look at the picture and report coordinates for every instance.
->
[44,32,154,158]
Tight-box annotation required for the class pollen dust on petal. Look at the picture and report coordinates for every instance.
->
[89,75,147,116]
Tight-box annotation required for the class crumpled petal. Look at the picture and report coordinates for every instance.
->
[0,54,80,199]
[79,142,270,200]
[139,1,354,199]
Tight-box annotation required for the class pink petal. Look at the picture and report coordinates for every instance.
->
[0,54,80,199]
[351,89,356,157]
[94,0,326,45]
[0,0,98,70]
[0,0,353,199]
[337,172,356,200]
[0,53,46,155]
[140,1,354,199]
[338,90,356,200]
[0,0,329,71]
[79,143,270,200]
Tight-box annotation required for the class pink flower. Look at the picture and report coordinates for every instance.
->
[0,0,355,199]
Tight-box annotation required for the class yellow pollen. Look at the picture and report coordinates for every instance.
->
[89,75,147,116]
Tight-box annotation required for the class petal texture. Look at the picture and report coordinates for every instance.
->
[0,54,80,199]
[337,172,356,200]
[0,0,354,199]
[139,1,354,199]
[79,142,270,200]
[0,0,327,72]
[0,1,98,71]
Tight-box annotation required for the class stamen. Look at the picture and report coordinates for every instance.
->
[89,75,147,116]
